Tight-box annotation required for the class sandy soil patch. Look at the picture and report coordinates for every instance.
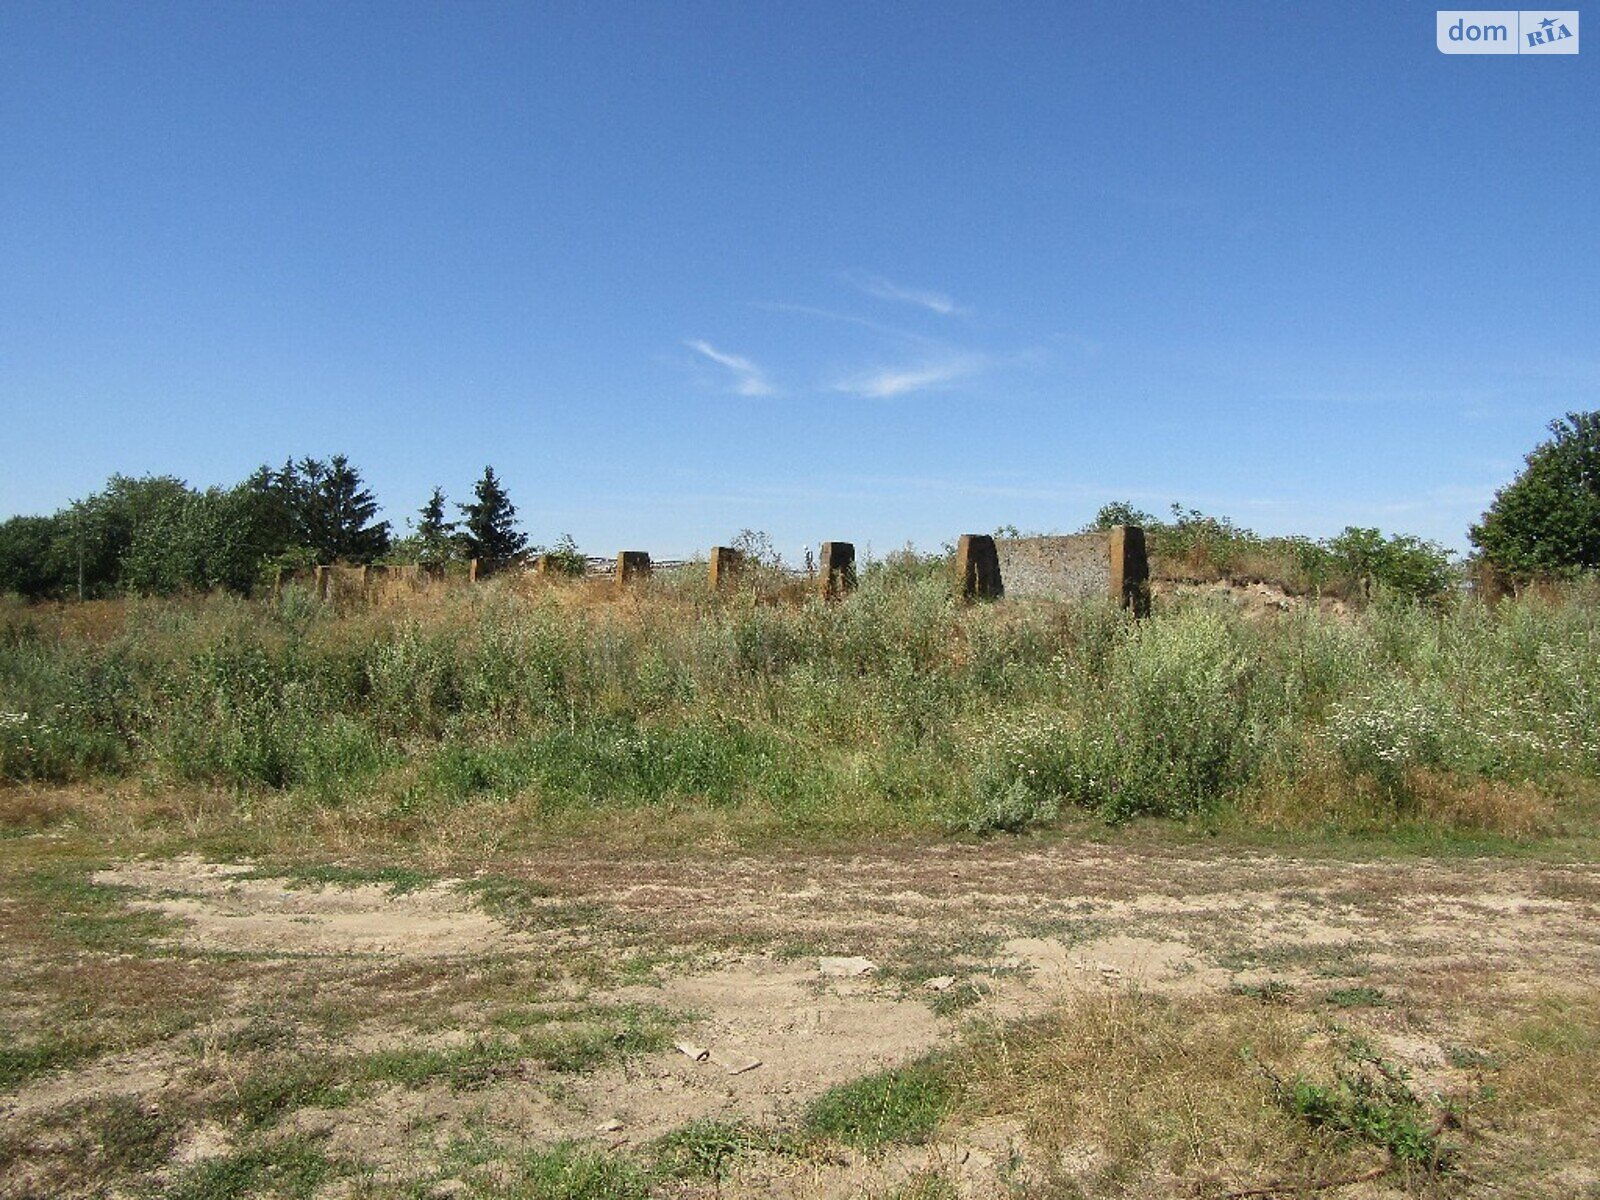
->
[1001,933,1228,998]
[586,959,943,1137]
[93,856,527,958]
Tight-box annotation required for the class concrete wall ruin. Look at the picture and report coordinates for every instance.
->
[994,527,1148,612]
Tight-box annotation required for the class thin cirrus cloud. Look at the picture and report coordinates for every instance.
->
[833,357,980,399]
[755,301,940,347]
[844,272,963,317]
[684,339,775,397]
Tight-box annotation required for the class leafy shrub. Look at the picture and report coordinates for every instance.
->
[1323,527,1454,600]
[0,705,125,782]
[165,1139,332,1200]
[1137,504,1454,599]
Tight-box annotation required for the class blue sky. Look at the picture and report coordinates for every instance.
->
[2,1,1594,559]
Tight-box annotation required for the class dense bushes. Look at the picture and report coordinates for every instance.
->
[1123,505,1456,600]
[1,573,1596,835]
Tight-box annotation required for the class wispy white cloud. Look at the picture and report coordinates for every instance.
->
[685,339,774,397]
[833,357,979,399]
[756,302,940,347]
[844,273,963,316]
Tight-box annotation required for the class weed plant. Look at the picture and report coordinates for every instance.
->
[1263,1030,1451,1168]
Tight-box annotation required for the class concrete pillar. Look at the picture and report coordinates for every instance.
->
[708,547,744,590]
[468,558,480,584]
[956,534,1003,601]
[818,542,856,599]
[616,551,651,585]
[1110,525,1150,616]
[314,565,330,602]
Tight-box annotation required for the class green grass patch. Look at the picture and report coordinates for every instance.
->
[1215,941,1375,978]
[0,1094,179,1192]
[211,1011,675,1134]
[361,1038,523,1090]
[878,1172,962,1200]
[1263,1032,1452,1168]
[221,1058,352,1130]
[22,860,175,953]
[459,873,557,922]
[803,1060,955,1152]
[0,1033,101,1090]
[1444,1044,1501,1070]
[651,1119,782,1182]
[927,979,990,1016]
[164,1136,335,1200]
[87,1095,181,1176]
[506,1143,652,1200]
[1509,996,1600,1055]
[1230,979,1297,1005]
[520,1003,676,1073]
[202,1017,299,1056]
[1324,986,1387,1009]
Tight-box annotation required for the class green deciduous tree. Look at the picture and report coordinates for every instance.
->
[0,515,71,599]
[60,476,194,597]
[119,485,275,595]
[1,457,393,599]
[1471,411,1600,579]
[458,466,527,569]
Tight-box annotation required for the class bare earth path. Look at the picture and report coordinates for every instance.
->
[4,834,1598,1198]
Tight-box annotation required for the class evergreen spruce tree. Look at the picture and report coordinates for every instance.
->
[273,454,391,563]
[458,466,527,570]
[315,454,390,562]
[416,487,456,567]
[244,461,306,558]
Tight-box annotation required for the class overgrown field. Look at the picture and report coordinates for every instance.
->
[3,564,1597,844]
[4,570,1600,1199]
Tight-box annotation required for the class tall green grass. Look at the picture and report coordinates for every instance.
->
[1,571,1596,835]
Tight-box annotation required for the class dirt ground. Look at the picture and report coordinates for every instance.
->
[4,835,1599,1198]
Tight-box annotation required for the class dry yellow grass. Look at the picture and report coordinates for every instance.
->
[960,990,1384,1196]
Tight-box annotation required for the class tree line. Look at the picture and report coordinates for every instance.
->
[1,411,1594,600]
[0,458,535,599]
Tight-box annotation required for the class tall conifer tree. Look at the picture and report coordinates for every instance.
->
[458,466,526,569]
